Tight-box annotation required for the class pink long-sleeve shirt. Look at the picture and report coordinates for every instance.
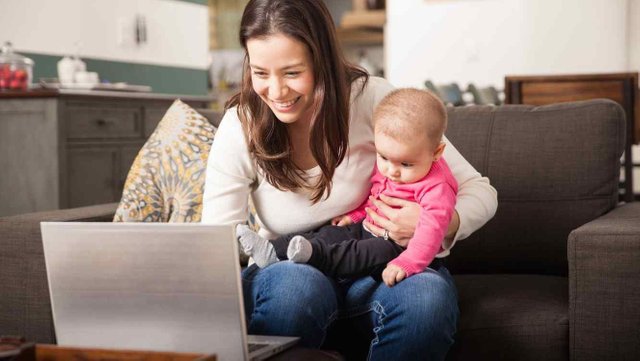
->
[347,159,458,277]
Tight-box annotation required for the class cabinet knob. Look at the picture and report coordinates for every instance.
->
[96,118,108,126]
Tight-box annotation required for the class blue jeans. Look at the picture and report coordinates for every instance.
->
[241,260,459,361]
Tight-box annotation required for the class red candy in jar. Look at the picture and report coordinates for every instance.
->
[0,42,33,91]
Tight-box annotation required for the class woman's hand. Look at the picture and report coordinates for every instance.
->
[444,210,460,244]
[362,194,420,247]
[363,194,461,247]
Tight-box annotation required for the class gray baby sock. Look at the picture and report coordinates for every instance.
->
[235,224,278,268]
[287,235,313,263]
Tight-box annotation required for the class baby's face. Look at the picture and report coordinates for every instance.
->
[374,131,440,184]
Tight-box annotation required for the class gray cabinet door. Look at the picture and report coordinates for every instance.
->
[67,147,119,208]
[119,145,143,191]
[144,107,170,138]
[0,99,59,215]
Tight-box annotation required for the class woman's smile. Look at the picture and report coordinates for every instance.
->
[270,96,301,112]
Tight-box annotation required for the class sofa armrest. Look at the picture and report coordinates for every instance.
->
[1,202,118,223]
[0,202,118,253]
[0,203,117,343]
[568,202,640,361]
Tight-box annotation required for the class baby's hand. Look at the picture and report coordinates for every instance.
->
[331,215,353,227]
[382,264,406,287]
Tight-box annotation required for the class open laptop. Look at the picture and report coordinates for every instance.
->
[40,222,299,361]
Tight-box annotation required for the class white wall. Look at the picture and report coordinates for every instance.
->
[386,0,629,89]
[630,0,640,72]
[0,0,208,69]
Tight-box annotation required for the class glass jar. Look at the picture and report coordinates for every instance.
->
[0,41,34,91]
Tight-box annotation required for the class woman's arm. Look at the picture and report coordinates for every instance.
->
[201,109,256,225]
[440,135,497,246]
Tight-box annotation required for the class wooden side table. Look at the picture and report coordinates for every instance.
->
[2,344,217,360]
[26,344,341,361]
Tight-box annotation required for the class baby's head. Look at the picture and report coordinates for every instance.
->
[373,88,447,184]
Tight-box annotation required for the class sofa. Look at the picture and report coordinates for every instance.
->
[1,99,639,360]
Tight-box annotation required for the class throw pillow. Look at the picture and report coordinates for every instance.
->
[113,99,216,223]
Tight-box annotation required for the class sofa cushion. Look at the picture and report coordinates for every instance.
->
[447,274,569,361]
[113,100,216,222]
[445,99,625,275]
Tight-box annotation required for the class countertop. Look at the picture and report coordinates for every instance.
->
[0,88,214,102]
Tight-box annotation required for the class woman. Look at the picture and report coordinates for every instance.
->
[202,0,497,359]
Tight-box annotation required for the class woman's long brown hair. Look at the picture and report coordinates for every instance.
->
[226,0,368,203]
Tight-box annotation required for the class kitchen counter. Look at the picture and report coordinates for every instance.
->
[0,88,214,102]
[0,90,213,217]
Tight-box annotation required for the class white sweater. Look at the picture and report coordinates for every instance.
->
[201,77,497,257]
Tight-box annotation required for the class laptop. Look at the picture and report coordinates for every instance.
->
[40,222,299,361]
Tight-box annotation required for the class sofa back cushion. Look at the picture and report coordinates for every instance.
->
[445,99,625,276]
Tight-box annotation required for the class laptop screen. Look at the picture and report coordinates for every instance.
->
[41,222,249,360]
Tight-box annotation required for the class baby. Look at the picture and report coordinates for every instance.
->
[237,88,458,286]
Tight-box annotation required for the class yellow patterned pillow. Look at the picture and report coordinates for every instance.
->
[113,100,216,222]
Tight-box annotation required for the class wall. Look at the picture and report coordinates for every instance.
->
[630,0,640,71]
[386,0,640,193]
[1,0,209,95]
[386,0,629,89]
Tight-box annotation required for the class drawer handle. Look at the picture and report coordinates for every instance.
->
[96,118,109,126]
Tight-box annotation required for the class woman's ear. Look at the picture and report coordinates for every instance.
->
[433,142,446,161]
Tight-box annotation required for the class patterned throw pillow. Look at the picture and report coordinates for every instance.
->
[113,100,216,222]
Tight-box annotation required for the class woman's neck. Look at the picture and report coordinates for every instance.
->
[287,116,317,171]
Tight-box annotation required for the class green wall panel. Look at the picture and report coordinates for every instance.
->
[177,0,208,5]
[23,52,209,96]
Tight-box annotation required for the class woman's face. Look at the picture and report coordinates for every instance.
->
[247,33,315,125]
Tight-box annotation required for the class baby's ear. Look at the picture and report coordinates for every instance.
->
[433,142,446,161]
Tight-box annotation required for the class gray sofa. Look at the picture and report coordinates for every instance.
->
[1,99,639,360]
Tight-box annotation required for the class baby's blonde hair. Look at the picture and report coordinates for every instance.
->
[373,88,447,149]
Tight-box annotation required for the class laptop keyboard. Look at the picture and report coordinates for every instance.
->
[248,343,269,353]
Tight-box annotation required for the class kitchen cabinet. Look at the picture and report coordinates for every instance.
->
[0,90,212,216]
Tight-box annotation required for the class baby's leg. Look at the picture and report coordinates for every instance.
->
[287,235,313,263]
[287,224,362,264]
[288,224,402,278]
[236,224,278,268]
[236,224,322,268]
[319,237,404,278]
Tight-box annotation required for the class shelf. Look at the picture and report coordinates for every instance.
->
[336,27,383,46]
[340,9,385,29]
[337,8,385,46]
